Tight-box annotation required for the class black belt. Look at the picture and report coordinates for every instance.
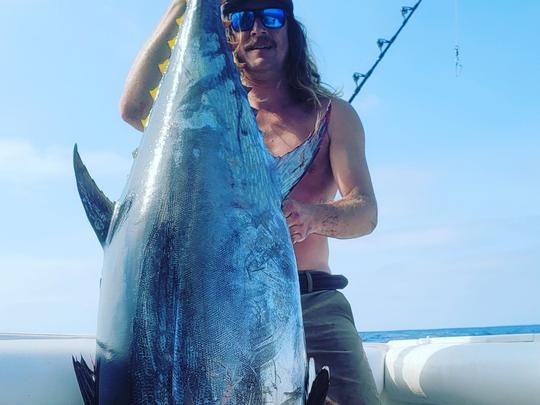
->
[298,271,348,294]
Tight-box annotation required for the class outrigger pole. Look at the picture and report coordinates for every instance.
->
[348,0,423,104]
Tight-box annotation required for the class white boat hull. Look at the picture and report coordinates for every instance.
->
[379,333,540,405]
[1,333,539,404]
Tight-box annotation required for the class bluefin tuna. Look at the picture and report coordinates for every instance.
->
[73,0,329,403]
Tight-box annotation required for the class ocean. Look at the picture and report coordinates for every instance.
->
[360,324,540,343]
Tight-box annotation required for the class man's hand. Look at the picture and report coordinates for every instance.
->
[282,198,319,244]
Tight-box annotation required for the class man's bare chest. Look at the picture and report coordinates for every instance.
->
[255,107,335,201]
[256,109,318,158]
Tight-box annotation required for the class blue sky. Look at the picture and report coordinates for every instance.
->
[1,0,538,334]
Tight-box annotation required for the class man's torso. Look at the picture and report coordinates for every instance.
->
[255,99,337,272]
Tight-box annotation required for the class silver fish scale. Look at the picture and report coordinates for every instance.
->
[87,0,307,403]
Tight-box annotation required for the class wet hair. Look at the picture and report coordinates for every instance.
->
[224,12,337,109]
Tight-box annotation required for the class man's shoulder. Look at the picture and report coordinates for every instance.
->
[328,97,361,119]
[326,97,365,141]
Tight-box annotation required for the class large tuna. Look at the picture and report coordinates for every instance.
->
[73,0,329,403]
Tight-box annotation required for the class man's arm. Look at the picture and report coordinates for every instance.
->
[283,98,377,243]
[119,0,186,131]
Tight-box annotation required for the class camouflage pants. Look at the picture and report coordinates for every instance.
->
[301,290,381,405]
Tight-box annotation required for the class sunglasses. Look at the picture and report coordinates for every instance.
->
[229,8,287,32]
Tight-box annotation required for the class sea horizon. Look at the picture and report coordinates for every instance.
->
[361,324,540,343]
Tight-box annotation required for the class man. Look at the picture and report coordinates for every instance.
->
[120,0,380,403]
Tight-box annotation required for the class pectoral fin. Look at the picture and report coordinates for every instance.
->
[73,145,114,247]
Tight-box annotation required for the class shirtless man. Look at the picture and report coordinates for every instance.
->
[120,1,380,403]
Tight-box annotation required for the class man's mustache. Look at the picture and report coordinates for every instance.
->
[244,36,277,51]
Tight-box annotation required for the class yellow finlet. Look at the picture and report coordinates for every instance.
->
[158,59,170,74]
[149,86,159,100]
[168,37,177,49]
[176,16,184,26]
[141,116,149,128]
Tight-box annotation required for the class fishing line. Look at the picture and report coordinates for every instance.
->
[454,0,463,77]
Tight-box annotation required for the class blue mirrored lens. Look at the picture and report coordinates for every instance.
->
[260,8,286,28]
[230,8,286,32]
[231,11,255,32]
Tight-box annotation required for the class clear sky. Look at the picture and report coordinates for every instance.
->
[1,0,538,334]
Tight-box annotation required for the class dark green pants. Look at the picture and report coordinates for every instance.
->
[301,290,380,405]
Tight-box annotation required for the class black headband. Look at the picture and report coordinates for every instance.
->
[221,0,294,16]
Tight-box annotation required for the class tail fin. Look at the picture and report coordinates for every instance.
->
[72,355,97,405]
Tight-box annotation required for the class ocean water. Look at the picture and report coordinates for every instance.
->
[360,324,540,343]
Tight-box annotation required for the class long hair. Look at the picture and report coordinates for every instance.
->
[284,17,337,108]
[225,14,337,109]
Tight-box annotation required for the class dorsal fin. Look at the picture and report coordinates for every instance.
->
[73,145,114,247]
[275,104,331,199]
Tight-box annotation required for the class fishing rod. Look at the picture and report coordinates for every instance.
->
[348,0,423,104]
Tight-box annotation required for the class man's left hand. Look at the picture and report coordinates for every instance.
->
[282,198,318,244]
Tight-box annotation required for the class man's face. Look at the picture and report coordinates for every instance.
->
[227,6,289,77]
